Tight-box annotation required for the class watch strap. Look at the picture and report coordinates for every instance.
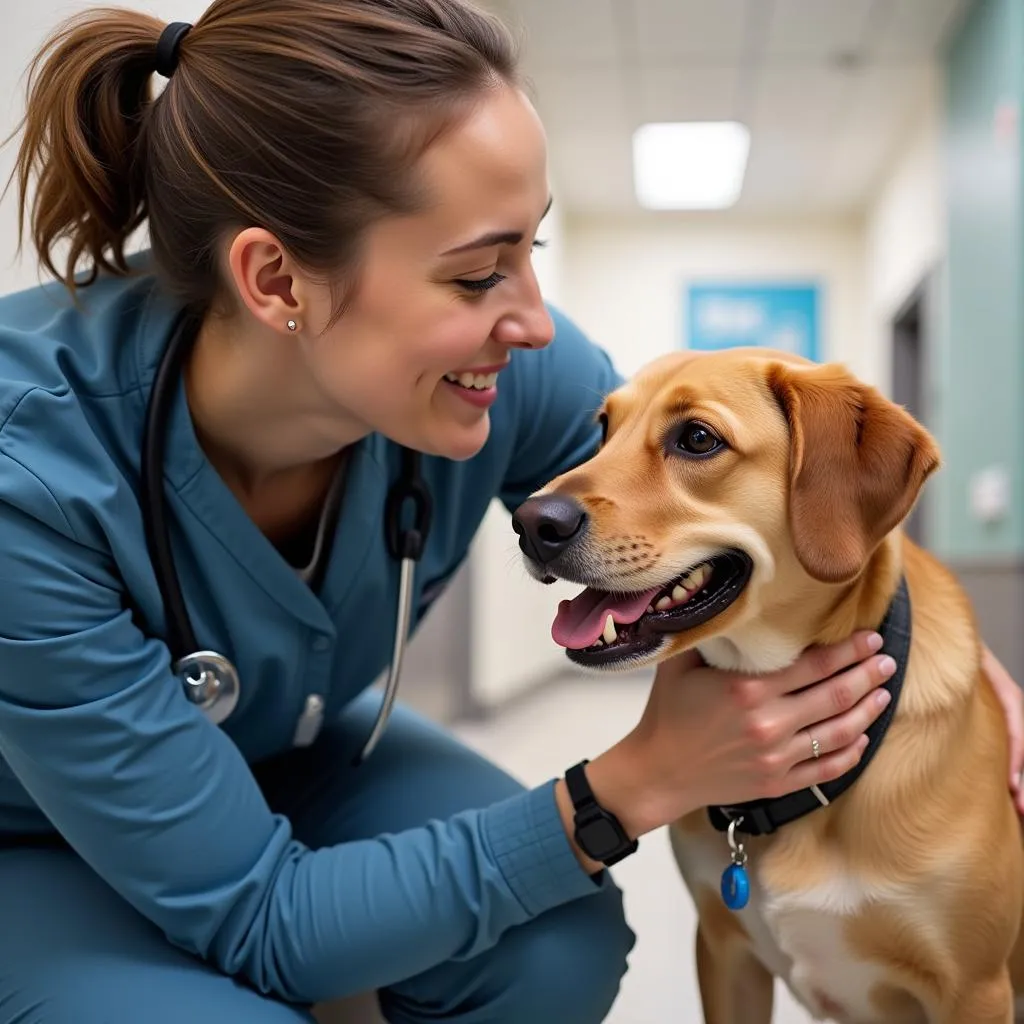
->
[564,759,638,867]
[565,758,595,809]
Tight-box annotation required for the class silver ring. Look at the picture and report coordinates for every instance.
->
[810,734,821,759]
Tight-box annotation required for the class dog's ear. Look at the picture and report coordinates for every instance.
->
[767,362,941,584]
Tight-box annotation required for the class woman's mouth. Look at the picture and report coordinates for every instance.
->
[441,366,503,409]
[443,370,499,391]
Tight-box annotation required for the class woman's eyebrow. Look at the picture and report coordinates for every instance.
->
[440,195,553,256]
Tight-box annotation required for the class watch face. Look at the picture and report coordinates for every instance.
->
[579,816,624,859]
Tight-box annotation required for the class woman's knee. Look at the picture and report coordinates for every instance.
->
[508,881,636,1022]
[383,877,635,1024]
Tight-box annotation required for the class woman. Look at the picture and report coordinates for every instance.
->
[0,2,1018,1022]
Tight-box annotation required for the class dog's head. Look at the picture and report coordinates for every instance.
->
[511,348,940,672]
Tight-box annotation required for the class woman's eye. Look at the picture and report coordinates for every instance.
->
[454,271,507,294]
[675,420,726,457]
[454,239,546,294]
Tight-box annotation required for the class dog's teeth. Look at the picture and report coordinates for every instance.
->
[594,638,604,647]
[646,605,654,614]
[655,596,672,611]
[684,564,710,590]
[602,614,617,645]
[671,585,686,602]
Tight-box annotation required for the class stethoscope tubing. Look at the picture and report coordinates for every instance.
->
[140,312,431,761]
[350,555,416,765]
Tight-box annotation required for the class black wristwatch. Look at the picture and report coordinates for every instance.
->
[565,759,638,867]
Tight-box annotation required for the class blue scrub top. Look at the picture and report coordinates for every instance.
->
[0,263,624,1002]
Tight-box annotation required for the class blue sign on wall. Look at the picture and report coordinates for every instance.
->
[684,281,821,361]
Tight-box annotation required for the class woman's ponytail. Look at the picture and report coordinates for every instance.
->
[7,7,163,290]
[4,0,521,317]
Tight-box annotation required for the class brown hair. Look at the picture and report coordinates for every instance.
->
[7,0,520,316]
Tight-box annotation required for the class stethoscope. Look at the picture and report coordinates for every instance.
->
[141,312,432,765]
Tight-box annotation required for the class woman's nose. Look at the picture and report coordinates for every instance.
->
[493,292,554,351]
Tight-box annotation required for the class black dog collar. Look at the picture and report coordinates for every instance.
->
[707,575,912,838]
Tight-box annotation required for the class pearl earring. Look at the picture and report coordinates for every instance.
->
[287,319,298,332]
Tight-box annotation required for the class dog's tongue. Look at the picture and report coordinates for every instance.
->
[552,586,662,650]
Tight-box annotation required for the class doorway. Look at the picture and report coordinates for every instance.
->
[891,281,930,546]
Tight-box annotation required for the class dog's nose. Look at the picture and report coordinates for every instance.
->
[511,495,587,565]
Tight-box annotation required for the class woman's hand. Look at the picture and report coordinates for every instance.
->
[559,631,896,869]
[982,644,1024,814]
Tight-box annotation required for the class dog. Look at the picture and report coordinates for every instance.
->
[511,347,1024,1023]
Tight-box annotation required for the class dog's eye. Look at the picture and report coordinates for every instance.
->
[597,412,609,445]
[676,420,725,457]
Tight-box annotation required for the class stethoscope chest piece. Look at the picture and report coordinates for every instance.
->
[176,650,241,725]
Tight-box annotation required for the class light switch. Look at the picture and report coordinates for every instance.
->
[969,465,1011,524]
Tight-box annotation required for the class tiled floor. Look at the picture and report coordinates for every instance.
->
[450,671,818,1024]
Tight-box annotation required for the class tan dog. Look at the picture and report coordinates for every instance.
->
[511,348,1024,1023]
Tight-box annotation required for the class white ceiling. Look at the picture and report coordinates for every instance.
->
[480,0,972,217]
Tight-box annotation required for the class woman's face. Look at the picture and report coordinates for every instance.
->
[294,84,555,462]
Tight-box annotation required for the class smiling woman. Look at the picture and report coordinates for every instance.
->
[0,2,639,1022]
[0,2,1011,1023]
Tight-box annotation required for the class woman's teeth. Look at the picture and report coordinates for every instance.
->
[444,371,499,391]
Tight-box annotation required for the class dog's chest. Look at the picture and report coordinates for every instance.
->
[670,824,905,1023]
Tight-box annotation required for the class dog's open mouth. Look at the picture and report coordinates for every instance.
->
[551,550,753,667]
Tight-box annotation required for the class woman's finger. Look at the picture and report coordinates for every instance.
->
[779,688,891,769]
[781,734,870,794]
[769,630,884,696]
[784,653,896,734]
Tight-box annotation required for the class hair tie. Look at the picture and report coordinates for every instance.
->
[155,22,192,79]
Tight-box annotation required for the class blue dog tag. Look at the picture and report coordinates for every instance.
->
[721,862,750,910]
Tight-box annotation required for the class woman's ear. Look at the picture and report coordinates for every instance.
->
[224,227,302,333]
[767,361,941,584]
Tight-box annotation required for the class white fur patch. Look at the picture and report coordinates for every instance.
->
[670,827,921,1023]
[698,622,805,674]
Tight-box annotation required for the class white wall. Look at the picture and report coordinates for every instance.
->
[863,65,944,397]
[563,213,872,382]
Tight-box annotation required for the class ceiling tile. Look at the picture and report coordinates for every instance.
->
[501,0,621,70]
[746,65,856,139]
[547,130,637,212]
[480,0,952,216]
[526,69,630,137]
[842,64,935,132]
[761,0,877,59]
[863,0,970,60]
[629,0,750,63]
[631,66,743,124]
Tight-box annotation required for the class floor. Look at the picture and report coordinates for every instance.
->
[449,671,818,1024]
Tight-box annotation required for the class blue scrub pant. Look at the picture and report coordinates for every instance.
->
[0,691,635,1023]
